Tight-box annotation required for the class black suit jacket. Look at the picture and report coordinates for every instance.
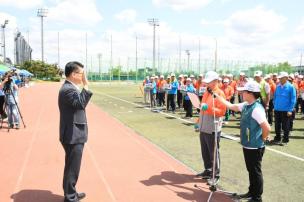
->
[58,80,93,144]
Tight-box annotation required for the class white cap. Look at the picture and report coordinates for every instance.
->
[203,71,219,83]
[254,71,263,77]
[273,73,278,76]
[219,77,222,81]
[186,78,191,81]
[264,74,271,80]
[184,75,188,77]
[167,75,171,79]
[150,76,155,79]
[277,71,289,79]
[227,74,233,78]
[289,74,295,80]
[171,73,175,77]
[160,75,164,78]
[190,75,195,78]
[223,78,229,83]
[295,72,299,76]
[237,80,260,92]
[298,75,303,79]
[154,75,159,79]
[178,74,183,78]
[240,72,245,76]
[199,74,203,77]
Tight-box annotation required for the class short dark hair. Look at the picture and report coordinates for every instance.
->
[65,61,84,77]
[245,90,262,100]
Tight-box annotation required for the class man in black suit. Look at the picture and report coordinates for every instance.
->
[58,61,93,202]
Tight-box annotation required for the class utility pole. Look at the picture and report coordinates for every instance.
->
[135,35,138,83]
[85,32,88,74]
[98,53,102,80]
[1,20,8,63]
[179,36,181,73]
[198,38,201,74]
[110,34,113,81]
[148,18,159,75]
[37,8,48,63]
[214,38,218,72]
[185,50,190,73]
[57,32,60,66]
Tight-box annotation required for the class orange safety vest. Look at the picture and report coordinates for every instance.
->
[201,86,226,117]
[221,85,234,100]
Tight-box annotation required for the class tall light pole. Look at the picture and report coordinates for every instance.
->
[185,50,190,73]
[148,18,159,75]
[214,38,218,71]
[37,8,48,63]
[110,34,113,81]
[135,35,138,83]
[179,36,181,72]
[85,32,88,73]
[1,20,8,63]
[198,38,201,74]
[98,53,102,80]
[57,32,60,66]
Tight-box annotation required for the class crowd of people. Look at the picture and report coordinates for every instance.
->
[142,70,303,202]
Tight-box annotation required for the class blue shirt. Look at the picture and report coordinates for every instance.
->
[150,81,156,94]
[168,80,179,95]
[273,82,296,112]
[184,84,196,100]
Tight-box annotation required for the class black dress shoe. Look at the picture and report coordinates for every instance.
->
[237,192,252,199]
[77,192,86,200]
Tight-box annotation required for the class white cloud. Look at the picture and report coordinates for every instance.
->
[115,9,137,24]
[48,0,103,26]
[224,6,287,45]
[0,0,43,9]
[152,0,212,11]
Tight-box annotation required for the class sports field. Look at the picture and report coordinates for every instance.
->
[90,82,304,202]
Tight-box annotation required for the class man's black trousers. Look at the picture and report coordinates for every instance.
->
[274,111,291,142]
[62,143,84,202]
[184,99,193,117]
[243,147,265,201]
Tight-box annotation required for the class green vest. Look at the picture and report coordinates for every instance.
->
[240,102,265,148]
[260,80,267,99]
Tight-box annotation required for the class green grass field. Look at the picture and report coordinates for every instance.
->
[90,82,304,202]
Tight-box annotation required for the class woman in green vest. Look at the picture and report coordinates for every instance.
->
[214,80,271,202]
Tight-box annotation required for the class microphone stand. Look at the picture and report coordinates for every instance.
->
[205,88,237,202]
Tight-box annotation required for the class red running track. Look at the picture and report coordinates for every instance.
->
[0,83,232,202]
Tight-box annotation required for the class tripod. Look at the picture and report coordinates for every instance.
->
[195,88,237,202]
[2,85,26,132]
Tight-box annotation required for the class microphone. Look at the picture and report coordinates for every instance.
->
[207,87,216,98]
[207,87,213,95]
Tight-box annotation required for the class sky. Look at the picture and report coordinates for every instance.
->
[0,0,304,72]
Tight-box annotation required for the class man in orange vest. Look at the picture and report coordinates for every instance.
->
[196,71,226,185]
[265,74,276,125]
[222,78,234,122]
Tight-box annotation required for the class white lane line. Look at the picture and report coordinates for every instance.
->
[12,103,46,201]
[96,92,304,163]
[86,145,117,202]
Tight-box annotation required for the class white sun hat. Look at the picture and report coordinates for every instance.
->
[237,80,260,92]
[203,71,219,83]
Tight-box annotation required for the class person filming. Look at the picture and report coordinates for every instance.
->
[0,73,20,129]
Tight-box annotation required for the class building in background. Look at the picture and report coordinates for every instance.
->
[14,31,32,65]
